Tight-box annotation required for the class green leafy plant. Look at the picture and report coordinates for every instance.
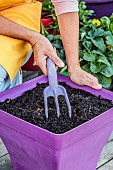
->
[42,0,113,88]
[79,1,94,27]
[79,14,113,88]
[47,34,66,65]
[42,0,94,35]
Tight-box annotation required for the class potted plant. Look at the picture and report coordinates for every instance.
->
[79,12,113,88]
[83,0,113,19]
[0,74,113,170]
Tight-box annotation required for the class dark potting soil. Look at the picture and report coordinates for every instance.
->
[0,82,113,134]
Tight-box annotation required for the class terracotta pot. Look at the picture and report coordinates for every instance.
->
[41,17,54,34]
[0,74,113,170]
[41,18,53,27]
[38,0,44,2]
[21,52,38,71]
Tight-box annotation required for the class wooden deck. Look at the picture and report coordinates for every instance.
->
[0,71,113,169]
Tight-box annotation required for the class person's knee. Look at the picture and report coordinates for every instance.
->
[0,66,22,92]
[0,65,8,82]
[0,65,9,92]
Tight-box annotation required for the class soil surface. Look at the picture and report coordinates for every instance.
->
[0,83,113,134]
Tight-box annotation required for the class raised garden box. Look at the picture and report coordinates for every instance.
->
[0,74,113,170]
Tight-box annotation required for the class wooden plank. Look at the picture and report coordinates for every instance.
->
[0,139,8,158]
[97,132,113,168]
[97,159,113,170]
[0,154,13,170]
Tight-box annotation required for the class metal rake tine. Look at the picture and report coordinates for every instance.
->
[53,90,60,118]
[62,87,72,118]
[44,90,49,119]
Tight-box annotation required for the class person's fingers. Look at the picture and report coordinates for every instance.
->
[56,66,58,71]
[39,61,48,76]
[33,62,37,66]
[35,55,48,76]
[33,52,38,66]
[95,84,102,89]
[47,49,64,68]
[86,74,98,84]
[69,65,102,90]
[53,47,59,71]
[82,74,102,90]
[53,47,56,53]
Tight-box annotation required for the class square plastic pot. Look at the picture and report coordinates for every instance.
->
[0,74,113,170]
[83,0,113,18]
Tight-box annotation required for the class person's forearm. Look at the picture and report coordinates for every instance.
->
[57,12,79,69]
[0,15,40,46]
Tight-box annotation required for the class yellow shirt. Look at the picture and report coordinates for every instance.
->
[0,0,42,82]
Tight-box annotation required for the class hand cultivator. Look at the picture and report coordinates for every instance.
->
[44,58,71,119]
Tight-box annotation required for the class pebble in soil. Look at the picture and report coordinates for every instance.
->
[0,82,113,134]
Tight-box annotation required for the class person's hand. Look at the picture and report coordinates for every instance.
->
[68,65,102,90]
[31,34,64,76]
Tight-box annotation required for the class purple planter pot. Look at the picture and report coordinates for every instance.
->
[0,74,113,170]
[83,0,113,18]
